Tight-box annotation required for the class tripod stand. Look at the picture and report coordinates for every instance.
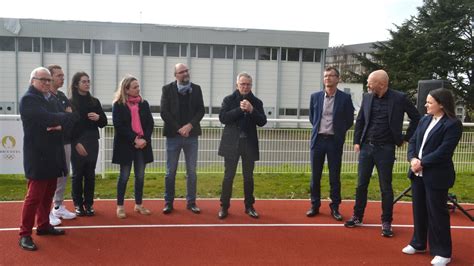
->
[393,186,474,221]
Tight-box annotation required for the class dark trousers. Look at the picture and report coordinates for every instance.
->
[19,178,57,237]
[354,143,395,222]
[410,176,452,257]
[71,140,99,207]
[220,138,255,209]
[310,135,343,210]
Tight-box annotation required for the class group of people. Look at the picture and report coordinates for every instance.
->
[18,64,462,266]
[309,67,462,265]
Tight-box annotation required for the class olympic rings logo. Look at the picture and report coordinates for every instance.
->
[3,153,15,160]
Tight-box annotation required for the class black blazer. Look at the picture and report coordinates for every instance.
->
[309,89,354,149]
[218,90,267,161]
[19,86,77,180]
[160,81,205,137]
[354,89,420,146]
[407,115,463,189]
[112,100,154,165]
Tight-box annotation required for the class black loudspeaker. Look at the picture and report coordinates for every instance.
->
[417,80,450,115]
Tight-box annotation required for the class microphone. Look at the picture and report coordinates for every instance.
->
[241,94,248,115]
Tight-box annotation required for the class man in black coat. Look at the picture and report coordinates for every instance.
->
[344,70,420,237]
[19,67,77,251]
[217,72,267,219]
[160,63,205,214]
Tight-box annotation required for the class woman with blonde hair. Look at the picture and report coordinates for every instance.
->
[112,75,154,218]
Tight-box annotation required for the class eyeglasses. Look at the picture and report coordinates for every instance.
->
[80,80,91,84]
[33,77,52,83]
[324,74,338,78]
[176,69,189,75]
[238,83,252,87]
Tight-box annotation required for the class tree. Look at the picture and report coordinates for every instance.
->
[351,0,473,111]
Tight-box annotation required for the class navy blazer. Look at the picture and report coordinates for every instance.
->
[218,90,267,161]
[160,81,205,137]
[309,89,354,149]
[354,89,420,146]
[112,100,154,165]
[20,86,77,180]
[407,115,463,189]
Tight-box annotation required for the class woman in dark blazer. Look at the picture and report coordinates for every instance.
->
[403,88,463,266]
[69,72,108,217]
[112,76,154,219]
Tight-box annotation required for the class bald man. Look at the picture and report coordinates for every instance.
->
[160,63,205,214]
[345,70,420,237]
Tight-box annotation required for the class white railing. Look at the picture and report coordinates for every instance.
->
[99,116,474,177]
[1,115,473,177]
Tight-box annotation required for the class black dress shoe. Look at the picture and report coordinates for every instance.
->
[187,204,201,214]
[75,205,85,217]
[218,208,228,219]
[37,227,65,236]
[331,209,343,221]
[306,207,319,217]
[85,206,95,216]
[19,236,37,251]
[245,207,259,219]
[163,203,173,214]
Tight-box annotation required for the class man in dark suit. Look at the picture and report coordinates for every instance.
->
[344,70,420,237]
[19,67,77,251]
[307,67,354,221]
[160,63,205,214]
[217,72,267,219]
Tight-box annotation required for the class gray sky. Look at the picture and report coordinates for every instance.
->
[1,0,424,46]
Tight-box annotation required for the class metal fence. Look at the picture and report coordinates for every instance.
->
[99,117,474,176]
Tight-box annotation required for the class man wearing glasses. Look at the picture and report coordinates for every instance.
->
[217,72,267,219]
[160,63,205,214]
[19,67,77,251]
[307,67,354,221]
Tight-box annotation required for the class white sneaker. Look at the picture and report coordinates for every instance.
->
[49,212,61,226]
[431,256,451,265]
[402,245,426,255]
[52,205,77,219]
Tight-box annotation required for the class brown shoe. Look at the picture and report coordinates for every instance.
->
[134,205,151,215]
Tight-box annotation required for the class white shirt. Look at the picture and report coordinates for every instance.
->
[416,115,443,176]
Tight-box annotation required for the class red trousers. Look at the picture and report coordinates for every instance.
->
[19,178,57,237]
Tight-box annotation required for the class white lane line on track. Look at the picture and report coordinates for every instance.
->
[1,223,473,232]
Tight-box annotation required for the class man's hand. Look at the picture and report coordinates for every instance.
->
[354,144,360,153]
[75,143,88,157]
[240,100,254,113]
[46,125,62,131]
[178,123,193,138]
[65,106,72,113]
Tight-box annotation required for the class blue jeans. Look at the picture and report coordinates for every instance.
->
[164,136,198,205]
[354,143,395,223]
[117,150,146,206]
[310,135,343,210]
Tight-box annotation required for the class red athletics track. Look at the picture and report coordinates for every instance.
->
[0,199,473,265]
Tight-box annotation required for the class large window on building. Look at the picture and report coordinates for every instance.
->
[190,44,211,58]
[102,40,116,55]
[52,39,66,53]
[0,36,15,51]
[287,48,299,61]
[18,37,40,52]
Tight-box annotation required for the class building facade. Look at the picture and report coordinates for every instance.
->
[0,18,329,120]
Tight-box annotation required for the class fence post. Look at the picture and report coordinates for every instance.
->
[101,127,105,179]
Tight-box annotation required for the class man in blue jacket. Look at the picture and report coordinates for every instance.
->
[345,70,420,237]
[19,67,77,251]
[307,67,354,221]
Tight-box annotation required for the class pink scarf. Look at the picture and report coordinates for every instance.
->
[126,96,144,137]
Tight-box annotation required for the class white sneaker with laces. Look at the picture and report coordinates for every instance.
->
[402,245,426,255]
[49,212,61,226]
[431,256,451,265]
[52,205,77,219]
